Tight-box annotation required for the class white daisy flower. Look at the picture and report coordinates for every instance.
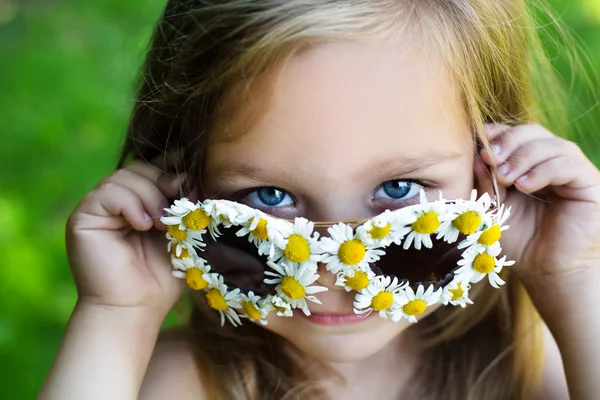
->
[171,256,211,291]
[235,213,284,258]
[205,199,254,227]
[160,198,199,228]
[320,223,385,275]
[440,278,473,308]
[335,267,375,292]
[457,203,511,251]
[393,284,441,323]
[454,246,515,288]
[357,210,411,247]
[203,274,242,327]
[263,294,293,317]
[239,291,270,325]
[398,190,447,250]
[436,190,493,244]
[165,225,205,258]
[161,198,220,239]
[353,275,407,320]
[272,218,322,268]
[264,261,327,316]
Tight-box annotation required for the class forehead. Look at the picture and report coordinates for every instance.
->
[205,41,471,181]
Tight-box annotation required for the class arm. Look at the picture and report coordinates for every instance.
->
[38,161,186,399]
[528,271,600,400]
[39,302,164,400]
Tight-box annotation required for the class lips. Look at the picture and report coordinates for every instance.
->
[300,310,373,326]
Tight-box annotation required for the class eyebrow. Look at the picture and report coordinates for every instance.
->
[366,151,464,178]
[207,151,464,185]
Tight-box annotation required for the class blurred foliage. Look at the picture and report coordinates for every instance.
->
[0,0,598,398]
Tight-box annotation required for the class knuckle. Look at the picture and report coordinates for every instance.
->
[96,181,118,195]
[111,168,135,182]
[564,139,582,154]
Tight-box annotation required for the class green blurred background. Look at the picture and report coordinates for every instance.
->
[0,0,598,398]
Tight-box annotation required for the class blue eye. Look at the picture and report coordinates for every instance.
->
[246,187,293,208]
[375,180,422,200]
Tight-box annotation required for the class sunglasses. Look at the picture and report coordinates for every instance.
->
[161,189,513,327]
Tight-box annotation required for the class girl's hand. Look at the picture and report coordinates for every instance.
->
[476,123,600,286]
[476,123,600,400]
[66,160,186,317]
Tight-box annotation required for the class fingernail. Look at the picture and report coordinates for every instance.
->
[143,212,151,221]
[518,174,528,183]
[498,164,510,176]
[490,143,501,155]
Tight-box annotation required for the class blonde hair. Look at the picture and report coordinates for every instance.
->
[120,0,581,398]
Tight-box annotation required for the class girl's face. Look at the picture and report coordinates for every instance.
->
[203,42,474,363]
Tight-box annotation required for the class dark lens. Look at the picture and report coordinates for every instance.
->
[369,236,463,289]
[198,226,270,294]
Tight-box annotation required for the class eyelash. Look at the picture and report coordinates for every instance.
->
[235,179,432,211]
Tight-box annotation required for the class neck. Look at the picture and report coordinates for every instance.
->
[315,330,420,400]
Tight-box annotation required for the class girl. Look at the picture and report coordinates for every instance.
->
[40,1,600,399]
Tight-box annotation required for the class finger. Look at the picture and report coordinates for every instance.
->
[483,123,512,142]
[513,156,600,200]
[127,159,188,205]
[156,173,187,199]
[125,159,164,183]
[474,156,507,203]
[103,169,170,230]
[492,137,581,186]
[75,183,153,231]
[480,124,553,166]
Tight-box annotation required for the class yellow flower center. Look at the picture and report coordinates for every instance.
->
[344,270,370,291]
[412,211,440,234]
[172,247,190,259]
[251,218,269,240]
[167,224,187,241]
[284,234,311,263]
[452,211,482,235]
[206,288,228,311]
[473,253,496,273]
[448,283,464,301]
[368,223,391,240]
[274,305,288,313]
[338,239,366,265]
[478,225,502,246]
[371,291,394,311]
[182,209,211,231]
[242,301,262,321]
[185,267,208,290]
[402,299,427,316]
[280,276,306,300]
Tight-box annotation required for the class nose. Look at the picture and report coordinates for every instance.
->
[315,261,343,290]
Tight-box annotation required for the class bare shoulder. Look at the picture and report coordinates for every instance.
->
[139,325,206,400]
[540,324,569,400]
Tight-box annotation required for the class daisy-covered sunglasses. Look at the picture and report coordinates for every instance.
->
[161,190,513,327]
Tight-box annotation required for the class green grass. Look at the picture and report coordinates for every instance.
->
[0,0,598,398]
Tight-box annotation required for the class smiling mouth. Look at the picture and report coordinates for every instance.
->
[300,311,374,326]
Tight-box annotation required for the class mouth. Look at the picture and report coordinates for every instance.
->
[300,311,374,326]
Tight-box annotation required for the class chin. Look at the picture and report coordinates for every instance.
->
[263,311,412,363]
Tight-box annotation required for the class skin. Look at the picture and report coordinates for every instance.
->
[39,41,599,400]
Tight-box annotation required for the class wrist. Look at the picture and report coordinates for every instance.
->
[75,297,168,327]
[518,267,600,337]
[39,299,167,400]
